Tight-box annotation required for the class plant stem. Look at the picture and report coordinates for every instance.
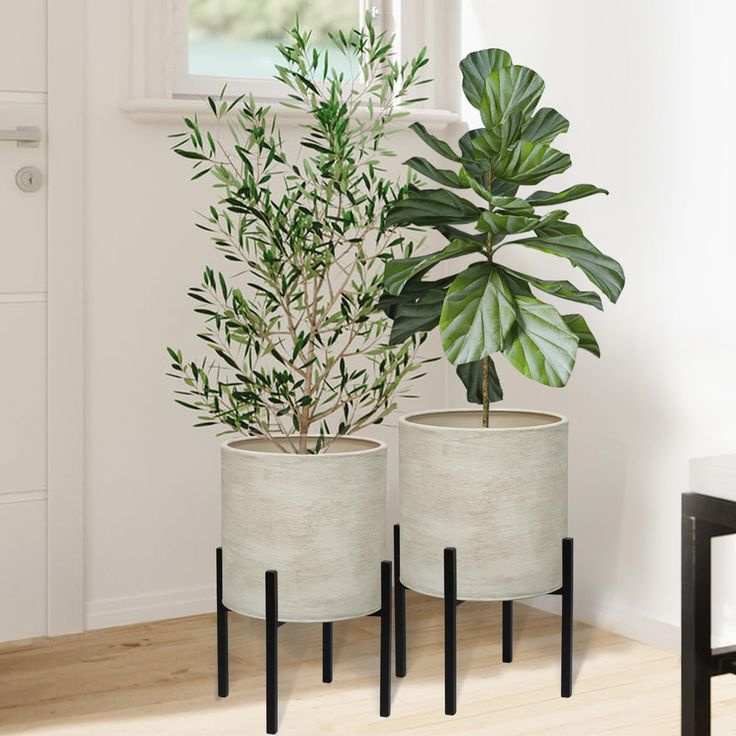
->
[481,356,490,427]
[482,162,494,429]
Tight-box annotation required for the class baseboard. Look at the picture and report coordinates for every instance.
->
[85,582,681,653]
[522,596,680,654]
[85,584,216,630]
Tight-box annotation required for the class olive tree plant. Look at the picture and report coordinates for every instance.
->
[381,48,625,426]
[167,18,430,453]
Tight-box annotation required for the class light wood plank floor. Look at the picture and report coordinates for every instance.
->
[2,592,736,735]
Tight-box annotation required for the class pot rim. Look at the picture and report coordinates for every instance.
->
[221,434,386,458]
[400,407,568,433]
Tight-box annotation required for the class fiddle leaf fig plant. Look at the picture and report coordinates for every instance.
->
[381,48,625,426]
[167,18,430,454]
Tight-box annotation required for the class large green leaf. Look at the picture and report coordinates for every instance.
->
[386,188,482,227]
[512,232,625,303]
[439,263,517,365]
[521,107,569,145]
[435,223,487,245]
[378,276,452,317]
[479,65,545,147]
[405,157,467,188]
[384,239,483,295]
[535,209,569,229]
[527,184,609,206]
[456,358,503,404]
[478,211,539,236]
[459,167,494,202]
[490,196,534,215]
[492,178,520,197]
[409,121,461,162]
[500,266,603,310]
[502,296,579,387]
[389,285,447,345]
[535,220,582,236]
[494,140,571,185]
[459,128,498,162]
[563,314,600,356]
[460,48,513,109]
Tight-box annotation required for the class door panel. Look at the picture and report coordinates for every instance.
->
[0,498,46,642]
[0,0,46,93]
[0,102,46,293]
[0,302,46,495]
[0,0,48,641]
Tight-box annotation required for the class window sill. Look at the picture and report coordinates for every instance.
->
[122,97,460,131]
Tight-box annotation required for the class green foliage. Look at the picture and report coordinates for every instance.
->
[381,47,625,406]
[167,18,430,453]
[189,0,358,43]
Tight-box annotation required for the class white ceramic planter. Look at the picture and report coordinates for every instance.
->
[221,436,387,622]
[399,409,568,601]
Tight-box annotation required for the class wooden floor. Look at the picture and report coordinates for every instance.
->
[2,593,736,735]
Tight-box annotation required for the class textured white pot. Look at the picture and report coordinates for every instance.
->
[221,436,386,622]
[399,409,568,601]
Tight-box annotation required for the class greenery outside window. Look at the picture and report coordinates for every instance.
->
[173,0,388,98]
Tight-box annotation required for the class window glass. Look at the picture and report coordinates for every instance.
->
[188,0,362,80]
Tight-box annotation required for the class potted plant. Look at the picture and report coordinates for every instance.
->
[381,47,624,661]
[166,16,428,663]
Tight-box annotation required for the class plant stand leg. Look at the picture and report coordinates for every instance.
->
[681,511,715,735]
[266,570,278,735]
[444,547,457,716]
[502,600,513,663]
[380,560,392,717]
[561,537,574,698]
[393,524,407,678]
[322,622,333,684]
[216,547,229,698]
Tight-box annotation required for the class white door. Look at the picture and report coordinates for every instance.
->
[0,0,48,642]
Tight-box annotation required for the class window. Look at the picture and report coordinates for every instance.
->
[188,0,363,80]
[126,0,459,125]
[173,0,387,98]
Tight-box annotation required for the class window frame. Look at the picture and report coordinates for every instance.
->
[125,0,460,126]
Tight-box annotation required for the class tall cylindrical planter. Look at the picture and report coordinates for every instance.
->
[399,409,568,601]
[221,436,387,622]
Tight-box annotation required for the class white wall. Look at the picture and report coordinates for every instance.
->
[82,1,446,628]
[459,0,736,650]
[80,0,736,650]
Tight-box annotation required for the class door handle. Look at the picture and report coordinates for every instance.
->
[0,126,42,147]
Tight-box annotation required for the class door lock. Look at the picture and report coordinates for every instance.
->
[15,166,43,193]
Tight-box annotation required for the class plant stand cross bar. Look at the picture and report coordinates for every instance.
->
[393,525,574,714]
[216,548,392,734]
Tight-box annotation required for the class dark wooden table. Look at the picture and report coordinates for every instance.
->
[682,455,736,735]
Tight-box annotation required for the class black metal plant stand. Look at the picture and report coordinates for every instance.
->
[393,524,574,715]
[216,547,392,734]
